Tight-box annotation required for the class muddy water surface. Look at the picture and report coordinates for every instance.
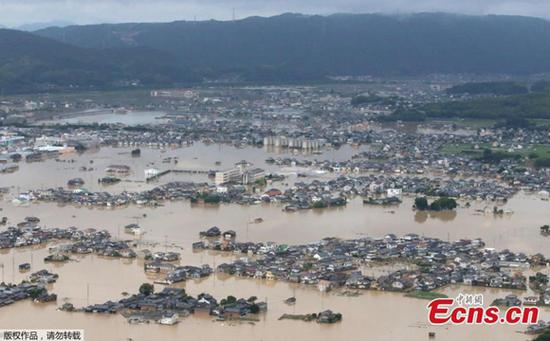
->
[0,145,549,341]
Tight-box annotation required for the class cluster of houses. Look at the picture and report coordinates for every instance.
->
[13,169,526,213]
[194,234,547,294]
[2,83,375,150]
[29,270,59,284]
[4,103,549,213]
[162,265,213,285]
[0,268,59,309]
[0,281,57,308]
[0,224,136,259]
[16,181,203,208]
[51,230,136,259]
[78,287,267,324]
[140,248,213,284]
[528,272,550,307]
[144,262,213,285]
[1,81,549,178]
[349,127,549,182]
[0,223,86,249]
[7,118,550,212]
[260,176,517,211]
[144,251,180,262]
[491,293,550,308]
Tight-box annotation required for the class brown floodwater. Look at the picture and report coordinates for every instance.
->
[0,246,547,341]
[1,194,548,254]
[2,143,364,194]
[0,145,549,341]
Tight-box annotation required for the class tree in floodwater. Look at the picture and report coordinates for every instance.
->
[414,196,457,211]
[414,197,429,210]
[139,283,154,296]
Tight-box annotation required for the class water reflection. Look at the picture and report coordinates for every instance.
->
[414,210,458,223]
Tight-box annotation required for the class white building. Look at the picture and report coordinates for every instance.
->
[215,168,242,185]
[263,135,324,149]
[215,167,265,185]
[387,188,402,198]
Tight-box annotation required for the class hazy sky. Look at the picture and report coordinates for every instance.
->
[0,0,549,27]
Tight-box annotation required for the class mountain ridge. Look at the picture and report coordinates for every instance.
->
[33,13,550,77]
[0,28,195,93]
[4,13,550,92]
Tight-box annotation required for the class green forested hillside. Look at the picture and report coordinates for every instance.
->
[35,13,550,79]
[0,29,195,92]
[6,13,550,92]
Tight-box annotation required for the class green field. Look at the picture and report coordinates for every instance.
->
[441,143,550,159]
[430,118,550,129]
[392,91,550,121]
[530,119,550,127]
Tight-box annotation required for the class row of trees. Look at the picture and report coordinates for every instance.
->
[445,81,528,96]
[414,197,457,211]
[387,90,550,121]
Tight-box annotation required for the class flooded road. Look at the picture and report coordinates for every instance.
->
[0,145,549,341]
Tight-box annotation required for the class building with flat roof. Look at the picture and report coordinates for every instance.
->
[215,168,242,185]
[215,167,265,185]
[242,168,265,185]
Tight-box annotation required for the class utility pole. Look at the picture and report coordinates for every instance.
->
[11,254,15,282]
